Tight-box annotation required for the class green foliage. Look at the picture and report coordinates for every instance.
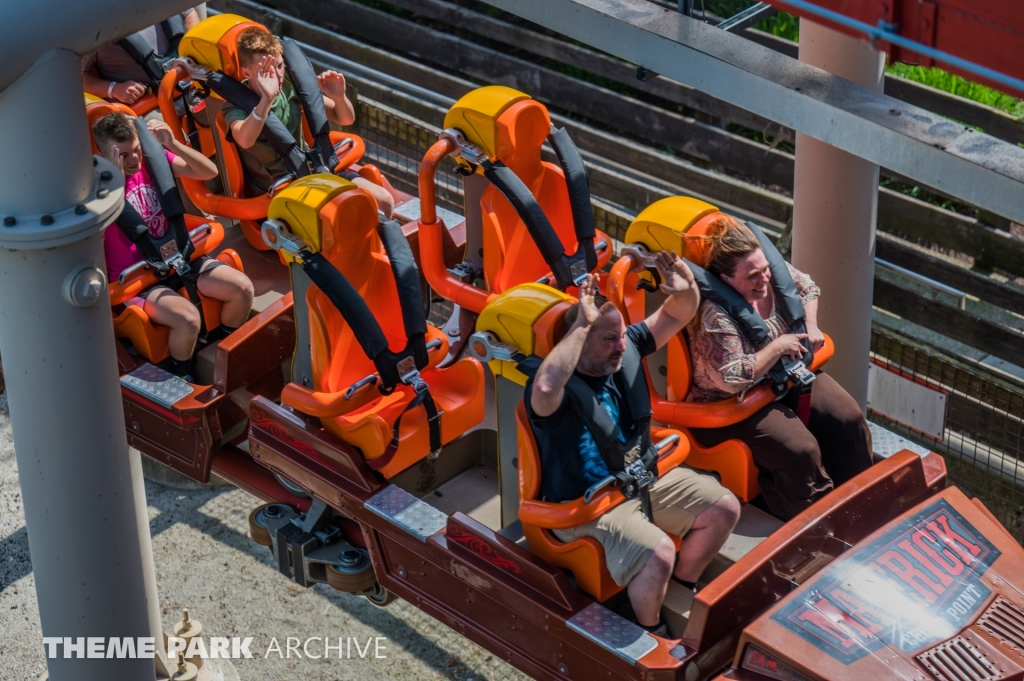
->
[887,63,1024,119]
[879,177,976,217]
[700,0,799,41]
[704,1,1022,118]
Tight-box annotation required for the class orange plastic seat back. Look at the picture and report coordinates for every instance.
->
[481,101,585,293]
[273,175,486,474]
[307,192,416,400]
[178,14,266,81]
[444,87,609,296]
[181,16,262,196]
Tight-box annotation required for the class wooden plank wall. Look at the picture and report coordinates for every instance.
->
[215,0,1024,366]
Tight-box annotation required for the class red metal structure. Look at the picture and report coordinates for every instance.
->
[768,0,1024,95]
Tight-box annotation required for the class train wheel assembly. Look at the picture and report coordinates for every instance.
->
[360,583,397,607]
[248,503,290,548]
[325,548,377,592]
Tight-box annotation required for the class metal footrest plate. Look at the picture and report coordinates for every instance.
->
[566,602,658,664]
[365,485,448,541]
[120,364,194,408]
[868,422,931,459]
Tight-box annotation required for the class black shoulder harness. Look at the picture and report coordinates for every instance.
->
[481,127,598,290]
[682,222,815,394]
[115,117,194,272]
[116,16,186,89]
[517,339,652,474]
[280,37,339,174]
[297,219,441,469]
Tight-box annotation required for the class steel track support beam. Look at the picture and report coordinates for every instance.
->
[0,3,197,677]
[791,22,884,410]
[476,0,1024,225]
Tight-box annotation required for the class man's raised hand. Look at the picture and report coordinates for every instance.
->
[656,251,696,297]
[575,274,602,328]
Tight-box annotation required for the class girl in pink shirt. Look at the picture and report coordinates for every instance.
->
[94,113,254,379]
[103,147,178,281]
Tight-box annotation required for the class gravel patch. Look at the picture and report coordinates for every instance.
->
[0,392,530,680]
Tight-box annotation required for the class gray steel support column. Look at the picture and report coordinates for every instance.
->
[791,21,885,411]
[0,49,156,680]
[130,447,173,679]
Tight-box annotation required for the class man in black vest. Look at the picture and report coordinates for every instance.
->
[526,252,740,637]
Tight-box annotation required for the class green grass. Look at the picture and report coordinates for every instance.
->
[701,0,799,41]
[704,1,1022,118]
[887,63,1024,118]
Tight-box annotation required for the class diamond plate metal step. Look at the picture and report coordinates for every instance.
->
[566,602,658,664]
[120,363,194,408]
[365,485,449,541]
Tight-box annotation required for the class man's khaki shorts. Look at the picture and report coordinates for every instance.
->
[553,466,731,587]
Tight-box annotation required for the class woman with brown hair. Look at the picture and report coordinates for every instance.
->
[685,215,872,520]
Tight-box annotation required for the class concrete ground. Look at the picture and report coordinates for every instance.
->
[0,393,530,681]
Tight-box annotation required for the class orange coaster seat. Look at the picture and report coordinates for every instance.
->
[418,86,613,315]
[475,283,686,602]
[476,95,613,294]
[270,175,485,478]
[606,197,835,502]
[157,14,377,251]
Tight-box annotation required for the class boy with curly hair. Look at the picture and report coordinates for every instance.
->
[222,27,395,216]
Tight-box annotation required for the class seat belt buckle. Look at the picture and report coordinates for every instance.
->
[618,460,656,500]
[569,258,590,288]
[167,254,190,275]
[624,458,657,491]
[159,241,190,275]
[786,360,816,387]
[397,357,429,394]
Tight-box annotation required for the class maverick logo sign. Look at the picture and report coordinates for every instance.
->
[771,499,1000,665]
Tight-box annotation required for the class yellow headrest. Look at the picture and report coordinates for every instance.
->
[623,196,719,255]
[476,283,572,385]
[179,14,264,77]
[443,86,531,161]
[84,93,104,106]
[268,174,356,263]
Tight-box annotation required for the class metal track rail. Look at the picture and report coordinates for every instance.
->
[474,0,1024,226]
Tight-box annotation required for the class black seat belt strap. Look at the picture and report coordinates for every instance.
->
[132,118,192,261]
[281,37,338,173]
[377,219,429,369]
[299,251,399,388]
[548,127,597,272]
[206,72,310,179]
[298,249,443,461]
[367,388,442,471]
[484,161,582,289]
[116,202,166,266]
